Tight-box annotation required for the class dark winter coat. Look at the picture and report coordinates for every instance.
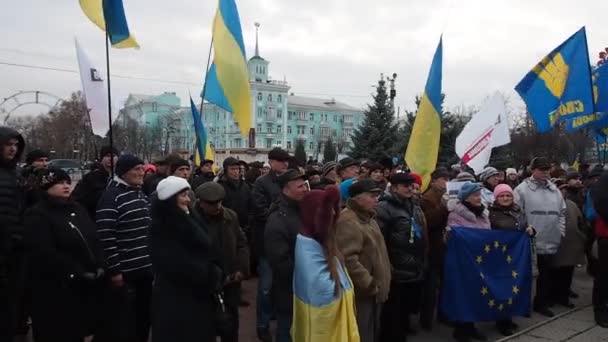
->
[564,186,585,212]
[218,176,253,229]
[251,171,282,256]
[191,172,215,191]
[421,184,448,270]
[192,204,250,278]
[149,199,222,342]
[592,172,608,223]
[489,203,527,231]
[23,195,105,341]
[71,167,110,219]
[142,173,165,196]
[553,199,587,267]
[0,126,25,268]
[376,193,427,283]
[264,194,301,315]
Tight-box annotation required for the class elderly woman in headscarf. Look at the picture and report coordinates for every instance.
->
[291,185,359,342]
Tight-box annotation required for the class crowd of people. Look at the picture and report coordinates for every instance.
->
[1,123,608,342]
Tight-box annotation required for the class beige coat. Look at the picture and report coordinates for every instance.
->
[336,199,392,303]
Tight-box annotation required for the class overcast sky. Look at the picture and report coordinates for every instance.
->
[1,0,607,118]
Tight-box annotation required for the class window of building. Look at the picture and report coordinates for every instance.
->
[257,124,262,133]
[268,94,272,102]
[266,139,272,149]
[234,138,241,148]
[257,92,263,101]
[334,115,337,122]
[298,111,306,120]
[310,127,315,135]
[321,127,330,137]
[256,66,259,73]
[332,129,337,137]
[277,109,282,119]
[287,141,292,149]
[258,108,263,118]
[309,113,314,121]
[309,142,314,150]
[277,140,282,146]
[297,126,305,135]
[152,103,158,112]
[277,125,282,133]
[287,126,292,134]
[278,95,282,103]
[267,124,273,133]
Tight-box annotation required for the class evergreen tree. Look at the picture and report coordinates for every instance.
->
[396,94,471,168]
[323,138,337,163]
[295,140,307,164]
[350,77,399,160]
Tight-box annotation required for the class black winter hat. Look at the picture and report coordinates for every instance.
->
[99,145,119,160]
[170,159,190,174]
[223,157,241,169]
[115,154,144,177]
[38,167,71,191]
[268,147,290,162]
[25,149,49,165]
[277,169,306,188]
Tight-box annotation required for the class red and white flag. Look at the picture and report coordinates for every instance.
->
[456,92,510,174]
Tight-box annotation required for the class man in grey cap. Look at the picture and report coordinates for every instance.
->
[251,147,290,341]
[514,157,566,318]
[192,182,249,342]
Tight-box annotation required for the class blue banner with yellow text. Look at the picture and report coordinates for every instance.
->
[441,227,532,322]
[515,27,594,132]
[565,63,608,132]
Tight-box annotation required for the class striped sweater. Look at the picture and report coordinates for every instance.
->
[96,177,152,275]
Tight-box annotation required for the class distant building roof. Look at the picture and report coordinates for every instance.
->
[126,94,154,103]
[288,95,363,112]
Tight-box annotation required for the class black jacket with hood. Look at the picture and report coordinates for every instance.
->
[0,126,25,267]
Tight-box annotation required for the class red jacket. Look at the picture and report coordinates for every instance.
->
[596,216,608,239]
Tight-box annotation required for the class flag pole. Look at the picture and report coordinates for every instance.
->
[195,37,214,164]
[104,29,115,178]
[199,37,214,116]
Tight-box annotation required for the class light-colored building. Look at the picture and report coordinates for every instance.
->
[118,26,364,164]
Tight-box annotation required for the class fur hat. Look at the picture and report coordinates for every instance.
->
[170,159,190,175]
[458,181,482,202]
[299,185,341,244]
[156,176,191,201]
[25,149,49,165]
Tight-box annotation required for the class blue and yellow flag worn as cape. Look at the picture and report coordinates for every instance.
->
[515,27,594,132]
[440,227,532,322]
[292,235,360,342]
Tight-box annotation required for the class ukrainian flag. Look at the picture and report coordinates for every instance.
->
[515,27,594,132]
[79,0,139,48]
[190,97,215,166]
[405,37,443,191]
[203,0,252,137]
[292,235,360,342]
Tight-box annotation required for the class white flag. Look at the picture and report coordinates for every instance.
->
[456,92,511,175]
[75,38,110,137]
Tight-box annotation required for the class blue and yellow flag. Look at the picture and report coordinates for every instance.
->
[292,235,360,342]
[190,97,214,166]
[441,227,532,322]
[202,0,252,137]
[405,37,442,191]
[565,62,608,132]
[515,27,593,132]
[79,0,139,48]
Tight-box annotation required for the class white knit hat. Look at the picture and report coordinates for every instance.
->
[506,168,517,176]
[156,176,191,201]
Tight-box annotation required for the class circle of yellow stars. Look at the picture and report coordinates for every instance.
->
[476,240,520,312]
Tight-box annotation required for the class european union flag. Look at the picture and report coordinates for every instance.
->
[515,27,594,132]
[441,227,532,322]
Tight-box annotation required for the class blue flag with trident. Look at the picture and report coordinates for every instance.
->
[441,227,532,322]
